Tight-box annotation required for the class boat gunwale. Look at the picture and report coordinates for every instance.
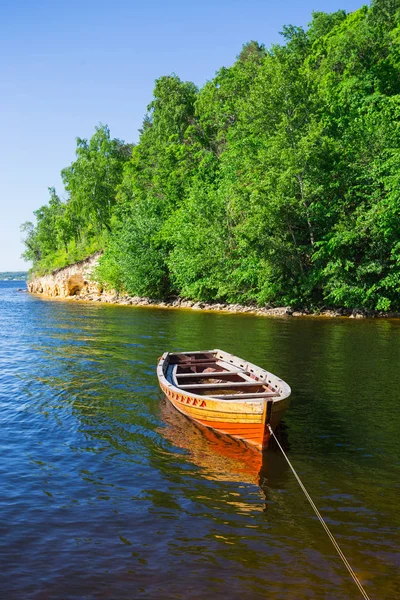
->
[157,349,291,405]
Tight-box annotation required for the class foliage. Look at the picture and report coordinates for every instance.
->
[22,125,130,274]
[23,1,400,310]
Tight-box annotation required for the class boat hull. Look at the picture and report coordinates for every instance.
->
[157,350,291,452]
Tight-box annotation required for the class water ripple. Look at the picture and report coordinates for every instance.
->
[0,282,399,599]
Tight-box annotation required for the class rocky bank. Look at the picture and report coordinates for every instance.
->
[28,253,103,298]
[27,255,400,319]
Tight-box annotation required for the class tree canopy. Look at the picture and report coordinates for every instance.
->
[23,1,400,310]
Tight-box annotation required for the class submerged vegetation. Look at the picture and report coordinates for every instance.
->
[22,1,400,310]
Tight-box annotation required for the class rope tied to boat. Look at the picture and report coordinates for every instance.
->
[267,424,371,600]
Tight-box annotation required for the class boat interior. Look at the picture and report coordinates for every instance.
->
[167,351,280,400]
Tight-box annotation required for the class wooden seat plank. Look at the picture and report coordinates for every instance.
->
[170,351,215,356]
[210,392,279,400]
[180,381,266,390]
[170,359,219,367]
[176,370,247,379]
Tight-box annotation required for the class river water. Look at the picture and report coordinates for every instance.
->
[0,280,399,599]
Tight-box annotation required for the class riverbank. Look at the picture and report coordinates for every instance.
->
[27,254,400,319]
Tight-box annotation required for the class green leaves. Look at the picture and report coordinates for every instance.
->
[61,124,130,234]
[23,3,400,311]
[22,125,129,274]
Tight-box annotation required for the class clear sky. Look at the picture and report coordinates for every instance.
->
[0,0,364,270]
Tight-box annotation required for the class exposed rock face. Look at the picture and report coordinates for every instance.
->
[28,253,102,298]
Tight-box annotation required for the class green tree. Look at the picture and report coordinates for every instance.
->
[22,2,400,311]
[61,124,130,234]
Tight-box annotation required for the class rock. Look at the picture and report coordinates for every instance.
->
[180,301,194,308]
[262,306,293,316]
[192,302,205,310]
[211,303,226,311]
[350,309,366,319]
[28,252,102,299]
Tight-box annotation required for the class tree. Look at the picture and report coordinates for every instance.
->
[61,124,130,234]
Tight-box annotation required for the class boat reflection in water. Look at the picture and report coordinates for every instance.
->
[158,398,290,490]
[159,398,262,484]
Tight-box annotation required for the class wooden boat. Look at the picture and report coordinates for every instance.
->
[157,349,291,452]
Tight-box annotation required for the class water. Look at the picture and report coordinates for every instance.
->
[0,280,399,599]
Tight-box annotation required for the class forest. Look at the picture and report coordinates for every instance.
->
[22,0,400,311]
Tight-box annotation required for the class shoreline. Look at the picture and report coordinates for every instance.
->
[28,289,400,320]
[26,254,400,320]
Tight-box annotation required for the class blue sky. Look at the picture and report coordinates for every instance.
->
[0,0,364,270]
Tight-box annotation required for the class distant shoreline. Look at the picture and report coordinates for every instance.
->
[0,272,27,281]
